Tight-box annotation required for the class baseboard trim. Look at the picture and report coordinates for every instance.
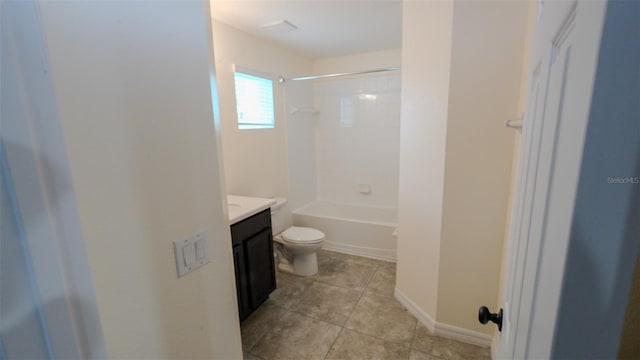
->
[322,241,396,262]
[394,287,436,332]
[435,321,493,347]
[394,287,493,348]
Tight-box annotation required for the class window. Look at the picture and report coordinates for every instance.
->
[234,70,275,129]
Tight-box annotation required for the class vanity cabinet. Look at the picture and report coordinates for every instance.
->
[230,208,276,321]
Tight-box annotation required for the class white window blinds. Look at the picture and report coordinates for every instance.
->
[234,71,275,129]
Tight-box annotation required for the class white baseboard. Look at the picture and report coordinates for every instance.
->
[435,321,493,347]
[394,287,436,332]
[394,287,493,348]
[322,241,396,262]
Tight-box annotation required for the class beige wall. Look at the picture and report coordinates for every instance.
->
[211,20,312,199]
[396,0,454,317]
[312,48,401,75]
[396,0,531,335]
[437,0,530,334]
[38,1,242,358]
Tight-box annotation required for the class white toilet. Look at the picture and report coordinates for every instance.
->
[271,198,325,276]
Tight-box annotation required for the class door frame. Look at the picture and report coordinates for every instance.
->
[1,1,106,357]
[498,0,640,358]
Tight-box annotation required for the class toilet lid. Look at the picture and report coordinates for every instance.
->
[281,226,325,243]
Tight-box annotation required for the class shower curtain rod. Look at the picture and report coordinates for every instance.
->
[278,66,400,84]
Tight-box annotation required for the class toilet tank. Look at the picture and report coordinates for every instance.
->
[270,197,291,235]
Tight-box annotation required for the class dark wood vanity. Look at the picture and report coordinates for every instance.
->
[230,208,276,321]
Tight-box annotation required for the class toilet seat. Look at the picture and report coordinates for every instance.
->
[281,226,325,244]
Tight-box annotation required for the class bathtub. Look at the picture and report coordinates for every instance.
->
[292,201,398,262]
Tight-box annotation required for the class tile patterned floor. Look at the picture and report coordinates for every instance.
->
[241,250,491,360]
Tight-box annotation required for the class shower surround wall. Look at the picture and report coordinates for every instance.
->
[285,80,316,211]
[285,50,402,260]
[314,73,401,209]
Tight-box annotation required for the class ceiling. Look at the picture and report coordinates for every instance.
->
[210,0,403,59]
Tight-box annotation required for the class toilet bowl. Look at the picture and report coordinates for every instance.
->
[271,198,325,276]
[274,226,324,276]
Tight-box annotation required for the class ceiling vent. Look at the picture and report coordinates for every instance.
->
[260,19,298,33]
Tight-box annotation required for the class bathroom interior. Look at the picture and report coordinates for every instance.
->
[214,5,400,278]
[210,0,519,358]
[6,0,638,359]
[221,48,402,263]
[214,16,402,260]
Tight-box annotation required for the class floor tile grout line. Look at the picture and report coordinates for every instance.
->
[248,252,400,359]
[346,326,415,348]
[283,258,488,358]
[319,251,387,275]
[246,350,267,360]
[321,325,345,360]
[409,321,450,359]
[338,254,400,330]
[245,302,290,356]
[310,251,378,298]
[273,257,367,328]
[285,274,314,310]
[364,262,381,287]
[254,251,484,359]
[343,267,374,324]
[320,249,389,264]
[246,326,272,356]
[409,322,484,360]
[285,305,348,328]
[246,325,271,356]
[338,257,417,347]
[278,302,346,328]
[247,305,344,359]
[303,251,391,353]
[408,317,420,351]
[313,278,367,293]
[266,303,346,360]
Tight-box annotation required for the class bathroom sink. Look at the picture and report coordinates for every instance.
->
[227,196,276,224]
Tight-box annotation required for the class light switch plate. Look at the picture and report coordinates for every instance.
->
[174,231,209,278]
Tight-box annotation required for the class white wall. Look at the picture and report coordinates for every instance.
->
[285,49,403,211]
[1,170,50,358]
[309,50,402,209]
[313,49,401,75]
[313,73,401,208]
[2,3,105,355]
[211,20,312,205]
[37,2,242,358]
[396,1,453,317]
[285,80,316,211]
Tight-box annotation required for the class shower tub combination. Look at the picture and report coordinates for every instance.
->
[293,201,398,262]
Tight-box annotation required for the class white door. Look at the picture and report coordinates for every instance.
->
[0,151,53,358]
[495,1,609,358]
[1,1,106,358]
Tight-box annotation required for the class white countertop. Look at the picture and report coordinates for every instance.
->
[227,195,276,225]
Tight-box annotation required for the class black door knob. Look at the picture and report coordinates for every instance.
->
[478,306,503,332]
